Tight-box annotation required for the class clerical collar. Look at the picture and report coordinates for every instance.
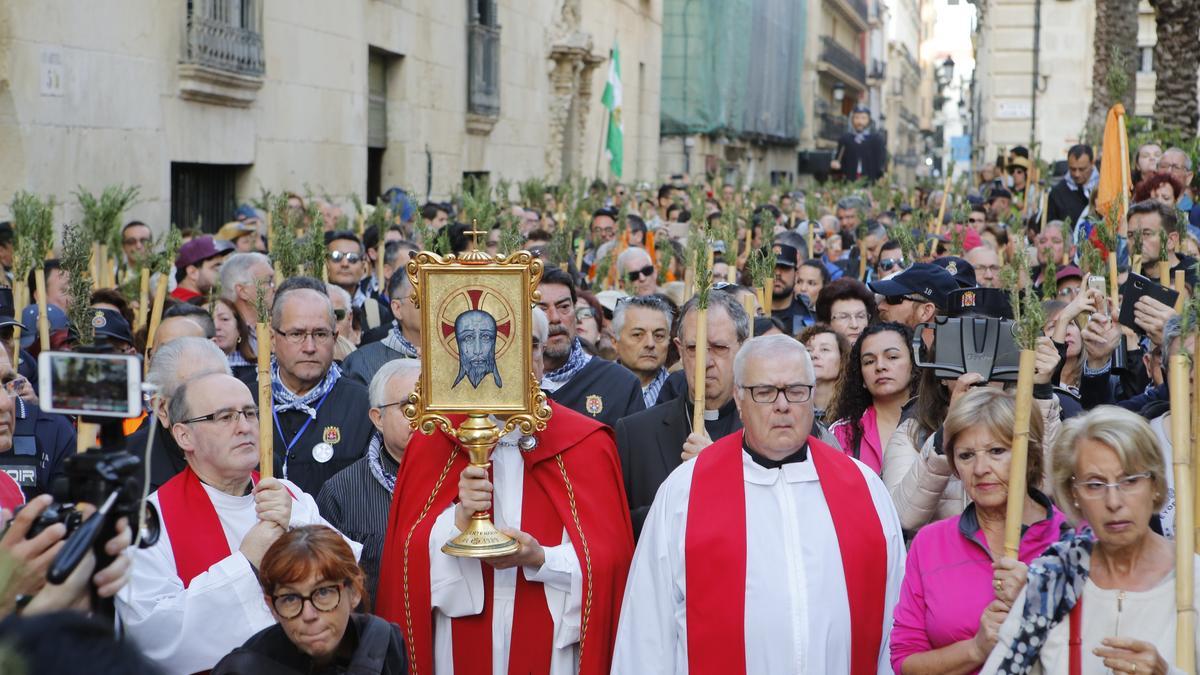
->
[743,442,808,469]
[689,397,737,421]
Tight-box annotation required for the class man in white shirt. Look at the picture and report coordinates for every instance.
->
[116,372,359,675]
[611,334,906,675]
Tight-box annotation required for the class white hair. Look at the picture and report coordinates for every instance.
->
[219,252,270,301]
[532,306,548,345]
[325,283,352,310]
[146,336,231,401]
[368,358,421,408]
[616,246,652,273]
[732,334,812,387]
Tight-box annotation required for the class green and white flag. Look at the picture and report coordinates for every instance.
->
[601,44,623,179]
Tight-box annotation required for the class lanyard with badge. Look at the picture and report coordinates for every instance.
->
[272,389,334,478]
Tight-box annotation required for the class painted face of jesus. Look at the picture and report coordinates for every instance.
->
[454,310,502,389]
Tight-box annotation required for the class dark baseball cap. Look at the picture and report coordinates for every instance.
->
[68,308,135,347]
[931,256,977,288]
[773,243,799,268]
[20,304,70,349]
[868,262,959,310]
[0,288,23,331]
[176,235,234,271]
[947,286,1014,320]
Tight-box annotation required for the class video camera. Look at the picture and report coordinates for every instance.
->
[22,347,160,616]
[912,287,1022,383]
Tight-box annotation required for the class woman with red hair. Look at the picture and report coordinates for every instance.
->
[213,525,407,674]
[1133,171,1185,206]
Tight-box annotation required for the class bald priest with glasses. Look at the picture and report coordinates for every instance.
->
[116,371,361,675]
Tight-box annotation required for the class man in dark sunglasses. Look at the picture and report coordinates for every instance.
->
[617,246,659,297]
[867,262,956,330]
[872,240,906,280]
[325,231,391,336]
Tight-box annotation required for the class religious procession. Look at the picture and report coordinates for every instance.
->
[1,0,1199,673]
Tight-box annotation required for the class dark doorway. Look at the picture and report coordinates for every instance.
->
[170,162,241,233]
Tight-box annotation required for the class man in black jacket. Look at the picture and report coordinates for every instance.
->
[615,292,749,539]
[536,267,645,429]
[1046,144,1097,223]
[270,281,372,495]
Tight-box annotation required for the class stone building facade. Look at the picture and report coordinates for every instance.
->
[0,0,662,230]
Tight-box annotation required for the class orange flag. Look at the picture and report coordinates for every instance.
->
[1095,103,1131,225]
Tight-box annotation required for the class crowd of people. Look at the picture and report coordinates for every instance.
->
[0,132,1197,674]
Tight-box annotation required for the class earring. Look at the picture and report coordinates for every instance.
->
[236,336,242,345]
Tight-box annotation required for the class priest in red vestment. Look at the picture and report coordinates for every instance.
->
[375,308,634,675]
[611,334,906,675]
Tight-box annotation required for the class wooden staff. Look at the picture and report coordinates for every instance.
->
[741,294,757,323]
[274,261,283,287]
[1193,350,1200,556]
[97,244,110,288]
[691,308,708,435]
[934,176,951,235]
[807,222,815,262]
[858,240,868,280]
[10,281,25,368]
[356,212,365,241]
[257,323,274,478]
[684,266,694,300]
[1175,269,1187,314]
[266,210,274,245]
[90,243,101,291]
[34,269,49,352]
[1168,354,1196,672]
[759,284,769,313]
[136,268,151,331]
[1161,255,1172,288]
[145,267,170,362]
[575,239,585,272]
[1003,349,1038,558]
[1039,192,1049,232]
[376,236,386,291]
[76,422,96,454]
[1107,252,1120,313]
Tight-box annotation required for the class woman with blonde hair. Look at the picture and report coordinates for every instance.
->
[891,388,1070,674]
[982,406,1200,674]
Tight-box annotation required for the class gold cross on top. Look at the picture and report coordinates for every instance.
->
[466,219,488,250]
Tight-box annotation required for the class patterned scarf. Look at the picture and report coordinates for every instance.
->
[642,367,669,408]
[227,350,252,368]
[365,431,397,494]
[993,527,1095,674]
[271,358,342,418]
[543,338,592,384]
[382,321,419,358]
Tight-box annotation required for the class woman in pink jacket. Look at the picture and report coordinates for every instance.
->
[829,321,916,473]
[890,388,1071,675]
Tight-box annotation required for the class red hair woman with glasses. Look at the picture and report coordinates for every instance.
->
[213,525,408,674]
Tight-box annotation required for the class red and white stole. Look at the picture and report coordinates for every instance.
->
[156,466,291,588]
[684,432,887,675]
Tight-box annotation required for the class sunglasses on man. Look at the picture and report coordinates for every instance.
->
[883,294,928,306]
[626,265,655,282]
[328,251,364,264]
[877,258,904,273]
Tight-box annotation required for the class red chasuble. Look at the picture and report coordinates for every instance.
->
[375,401,634,675]
[685,431,887,675]
[156,466,292,588]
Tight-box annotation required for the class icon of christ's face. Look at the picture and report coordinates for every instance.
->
[454,310,502,389]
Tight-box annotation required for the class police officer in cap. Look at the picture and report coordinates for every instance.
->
[769,243,815,336]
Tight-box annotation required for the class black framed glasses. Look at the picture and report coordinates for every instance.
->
[271,583,344,619]
[275,328,336,345]
[883,294,927,306]
[626,265,655,282]
[181,406,259,427]
[327,250,364,264]
[740,383,814,404]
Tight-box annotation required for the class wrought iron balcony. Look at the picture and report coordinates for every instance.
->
[468,22,501,118]
[182,0,264,77]
[821,37,866,86]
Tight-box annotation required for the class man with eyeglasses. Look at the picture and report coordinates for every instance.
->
[616,246,659,297]
[612,334,905,673]
[325,231,391,335]
[615,292,748,539]
[869,262,957,331]
[1156,147,1200,234]
[117,371,360,674]
[270,281,372,496]
[964,244,1002,288]
[1130,199,1198,287]
[171,235,233,303]
[118,220,153,286]
[318,358,420,603]
[581,207,620,276]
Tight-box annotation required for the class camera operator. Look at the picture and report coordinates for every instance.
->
[0,494,132,618]
[0,359,75,505]
[116,371,360,675]
[881,287,1066,532]
[1077,288,1171,414]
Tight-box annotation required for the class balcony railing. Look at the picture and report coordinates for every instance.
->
[468,22,500,117]
[821,37,866,86]
[182,0,264,76]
